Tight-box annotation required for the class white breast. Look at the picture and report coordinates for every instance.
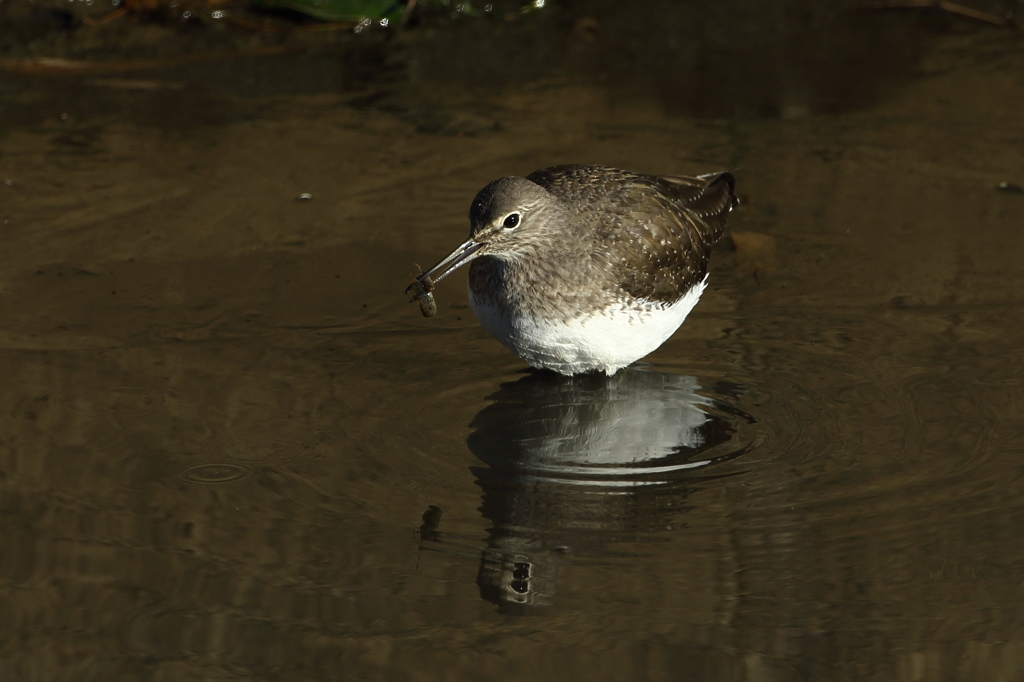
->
[469,276,707,375]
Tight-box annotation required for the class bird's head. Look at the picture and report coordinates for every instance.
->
[408,176,564,291]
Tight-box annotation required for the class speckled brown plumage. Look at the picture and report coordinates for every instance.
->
[467,165,736,321]
[410,164,737,374]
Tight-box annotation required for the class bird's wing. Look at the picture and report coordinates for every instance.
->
[526,166,737,304]
[600,172,736,304]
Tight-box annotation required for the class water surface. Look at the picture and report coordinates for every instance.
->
[1,5,1024,679]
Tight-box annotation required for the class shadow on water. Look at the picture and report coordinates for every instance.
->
[408,0,926,119]
[418,369,758,613]
[1,0,932,137]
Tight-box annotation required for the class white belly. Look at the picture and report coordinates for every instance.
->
[468,277,707,375]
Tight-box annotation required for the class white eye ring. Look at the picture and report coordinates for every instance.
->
[502,213,521,229]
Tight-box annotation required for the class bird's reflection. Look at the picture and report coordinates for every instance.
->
[421,368,752,614]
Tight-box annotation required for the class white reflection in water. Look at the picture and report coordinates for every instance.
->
[421,368,753,613]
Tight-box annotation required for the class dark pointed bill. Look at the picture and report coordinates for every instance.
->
[405,238,485,296]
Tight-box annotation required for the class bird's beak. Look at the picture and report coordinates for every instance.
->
[406,238,485,293]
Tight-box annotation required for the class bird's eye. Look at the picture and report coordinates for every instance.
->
[503,213,520,229]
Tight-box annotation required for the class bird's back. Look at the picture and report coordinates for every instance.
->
[526,165,736,305]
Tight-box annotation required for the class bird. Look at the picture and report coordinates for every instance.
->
[407,165,737,376]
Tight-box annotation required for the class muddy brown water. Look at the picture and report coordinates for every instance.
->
[2,6,1024,680]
